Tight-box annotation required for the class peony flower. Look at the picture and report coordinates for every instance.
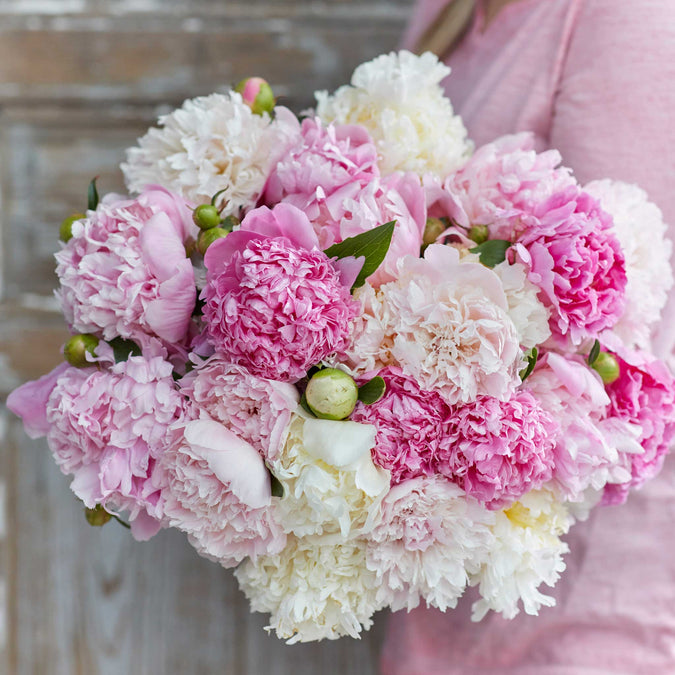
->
[440,391,558,509]
[514,187,627,345]
[315,50,472,177]
[471,490,573,620]
[160,418,286,568]
[602,345,675,505]
[122,92,300,213]
[345,244,522,403]
[350,367,454,483]
[366,476,495,612]
[55,188,196,353]
[235,534,382,643]
[586,179,673,349]
[201,203,359,382]
[271,413,390,538]
[525,352,639,502]
[180,356,298,460]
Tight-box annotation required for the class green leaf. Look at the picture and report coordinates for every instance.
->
[299,392,316,417]
[587,339,601,366]
[108,337,142,363]
[357,376,386,405]
[87,177,100,211]
[519,347,538,382]
[270,473,284,498]
[469,239,512,268]
[324,221,396,289]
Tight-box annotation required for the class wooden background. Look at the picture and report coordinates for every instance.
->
[0,2,414,672]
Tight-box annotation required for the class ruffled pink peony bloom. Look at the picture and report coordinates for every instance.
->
[56,187,197,353]
[350,367,453,484]
[514,187,627,345]
[160,418,286,568]
[202,203,359,382]
[180,356,299,460]
[9,353,187,540]
[436,132,575,240]
[602,346,675,505]
[440,392,558,509]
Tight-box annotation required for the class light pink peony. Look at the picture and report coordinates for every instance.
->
[437,132,574,240]
[180,356,299,460]
[160,418,286,567]
[202,203,359,382]
[55,187,197,353]
[350,367,453,484]
[602,346,675,505]
[514,187,627,345]
[440,392,558,509]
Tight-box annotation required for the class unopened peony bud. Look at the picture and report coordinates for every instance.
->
[235,77,275,116]
[64,333,99,368]
[305,368,358,420]
[193,204,222,230]
[197,227,228,255]
[85,504,112,527]
[423,217,447,247]
[591,351,621,384]
[59,213,85,243]
[468,224,489,245]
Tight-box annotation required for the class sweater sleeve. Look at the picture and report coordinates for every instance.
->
[400,0,455,51]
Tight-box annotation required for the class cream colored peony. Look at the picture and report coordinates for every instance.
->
[315,51,472,177]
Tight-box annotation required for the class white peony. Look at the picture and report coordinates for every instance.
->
[366,476,495,612]
[315,51,472,177]
[470,490,573,621]
[585,179,673,349]
[271,413,390,538]
[234,534,382,643]
[122,92,300,213]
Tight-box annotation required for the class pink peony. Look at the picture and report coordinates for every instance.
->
[440,392,558,509]
[160,418,286,567]
[180,356,299,460]
[55,187,197,353]
[514,187,627,345]
[202,203,359,382]
[350,367,453,484]
[602,346,675,505]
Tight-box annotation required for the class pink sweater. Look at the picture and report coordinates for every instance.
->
[380,1,675,673]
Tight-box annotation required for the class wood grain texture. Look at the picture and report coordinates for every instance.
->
[0,1,413,671]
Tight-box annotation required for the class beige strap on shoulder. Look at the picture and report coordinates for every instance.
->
[414,0,477,58]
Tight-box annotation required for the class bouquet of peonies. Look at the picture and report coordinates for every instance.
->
[8,51,675,643]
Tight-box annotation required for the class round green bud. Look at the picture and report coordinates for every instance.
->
[591,351,621,385]
[59,213,86,243]
[193,204,222,230]
[64,333,99,368]
[305,368,359,420]
[197,227,228,256]
[235,77,276,116]
[468,224,489,245]
[84,504,112,527]
[423,217,447,247]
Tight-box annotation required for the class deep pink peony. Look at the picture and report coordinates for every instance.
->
[55,187,197,353]
[602,347,675,505]
[180,356,299,460]
[440,392,558,509]
[514,187,627,345]
[350,367,453,484]
[202,203,359,382]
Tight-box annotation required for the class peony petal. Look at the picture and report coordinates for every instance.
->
[301,417,376,468]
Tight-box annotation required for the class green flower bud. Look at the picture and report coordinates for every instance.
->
[64,333,99,368]
[423,217,447,247]
[197,227,228,255]
[305,368,359,420]
[59,213,86,243]
[84,504,112,527]
[235,77,276,116]
[193,204,222,230]
[591,351,621,384]
[468,224,489,245]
